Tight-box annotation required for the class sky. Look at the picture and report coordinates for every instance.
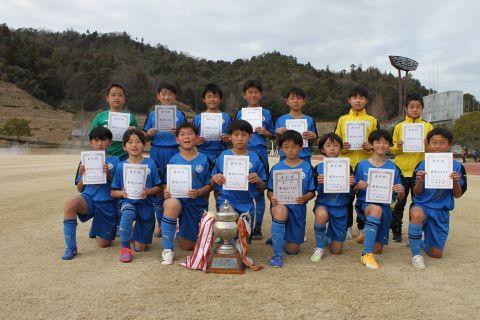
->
[1,0,479,98]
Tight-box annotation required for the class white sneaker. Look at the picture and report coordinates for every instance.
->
[310,247,326,262]
[161,249,174,265]
[411,255,425,270]
[346,227,353,240]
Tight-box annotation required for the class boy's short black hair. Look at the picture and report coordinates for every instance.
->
[89,126,113,141]
[284,87,306,99]
[227,119,253,135]
[176,121,198,136]
[202,83,223,99]
[106,83,126,96]
[427,127,453,144]
[242,79,263,93]
[122,128,146,146]
[405,93,424,108]
[368,129,393,145]
[318,132,343,151]
[348,85,369,100]
[278,130,303,147]
[157,81,178,95]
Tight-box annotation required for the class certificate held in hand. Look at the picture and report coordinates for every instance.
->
[167,164,192,198]
[425,153,453,189]
[108,112,130,141]
[200,113,222,141]
[81,151,106,185]
[323,158,350,193]
[223,155,249,191]
[123,164,148,200]
[241,107,262,130]
[273,169,302,204]
[345,121,366,150]
[403,123,425,153]
[366,168,394,204]
[285,119,308,147]
[155,105,176,131]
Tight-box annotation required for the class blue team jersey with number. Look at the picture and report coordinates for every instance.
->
[212,149,267,205]
[167,152,212,207]
[143,108,186,147]
[314,161,353,207]
[111,157,162,205]
[193,112,232,152]
[275,114,317,160]
[412,160,467,210]
[75,155,120,202]
[354,159,402,205]
[235,107,275,149]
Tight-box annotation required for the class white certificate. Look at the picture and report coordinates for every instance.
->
[345,121,366,150]
[366,168,394,204]
[167,164,192,198]
[200,113,222,141]
[323,158,350,193]
[223,155,249,191]
[155,105,176,131]
[286,119,308,148]
[241,107,263,130]
[81,151,106,185]
[273,169,302,204]
[123,164,148,200]
[425,153,453,189]
[403,123,425,153]
[108,112,130,141]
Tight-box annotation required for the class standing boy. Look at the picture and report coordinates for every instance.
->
[111,129,162,263]
[160,122,213,265]
[408,128,467,270]
[354,129,405,269]
[89,83,138,160]
[390,93,433,242]
[335,85,379,238]
[193,83,232,162]
[275,87,318,163]
[61,127,119,260]
[267,130,316,267]
[235,80,275,239]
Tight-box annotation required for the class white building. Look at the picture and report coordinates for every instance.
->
[423,91,463,123]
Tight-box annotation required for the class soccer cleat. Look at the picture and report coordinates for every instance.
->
[346,227,353,240]
[154,226,162,238]
[310,247,327,262]
[161,249,174,265]
[269,255,284,268]
[411,255,426,270]
[361,253,379,269]
[61,247,77,260]
[355,232,365,244]
[119,247,133,263]
[251,227,263,240]
[393,232,402,242]
[265,237,273,246]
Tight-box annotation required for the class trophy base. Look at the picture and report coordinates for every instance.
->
[205,253,245,274]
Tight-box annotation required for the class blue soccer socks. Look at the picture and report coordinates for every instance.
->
[161,216,177,250]
[408,223,423,257]
[62,219,78,260]
[363,215,380,255]
[119,207,136,248]
[271,218,286,257]
[314,223,327,249]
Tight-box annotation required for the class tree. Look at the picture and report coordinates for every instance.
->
[453,112,480,149]
[2,118,32,141]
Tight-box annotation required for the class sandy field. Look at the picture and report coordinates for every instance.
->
[1,154,480,320]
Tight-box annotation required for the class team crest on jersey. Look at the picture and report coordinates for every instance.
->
[249,162,253,169]
[365,120,371,127]
[302,172,306,179]
[195,165,204,173]
[146,168,151,176]
[222,118,225,124]
[107,163,113,170]
[262,116,266,121]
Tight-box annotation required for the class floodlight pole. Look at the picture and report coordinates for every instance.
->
[389,56,418,118]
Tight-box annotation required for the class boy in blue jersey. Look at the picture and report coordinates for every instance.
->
[111,129,162,263]
[311,133,355,261]
[267,130,316,267]
[144,81,187,237]
[275,87,318,163]
[193,83,232,163]
[354,129,405,269]
[211,120,267,228]
[160,122,213,265]
[61,126,120,260]
[408,128,467,270]
[235,79,275,240]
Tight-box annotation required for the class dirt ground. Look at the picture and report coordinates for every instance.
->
[1,154,480,320]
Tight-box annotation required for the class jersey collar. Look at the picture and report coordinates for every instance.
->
[349,108,367,117]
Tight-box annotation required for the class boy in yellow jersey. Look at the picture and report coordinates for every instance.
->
[335,85,378,238]
[390,93,433,242]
